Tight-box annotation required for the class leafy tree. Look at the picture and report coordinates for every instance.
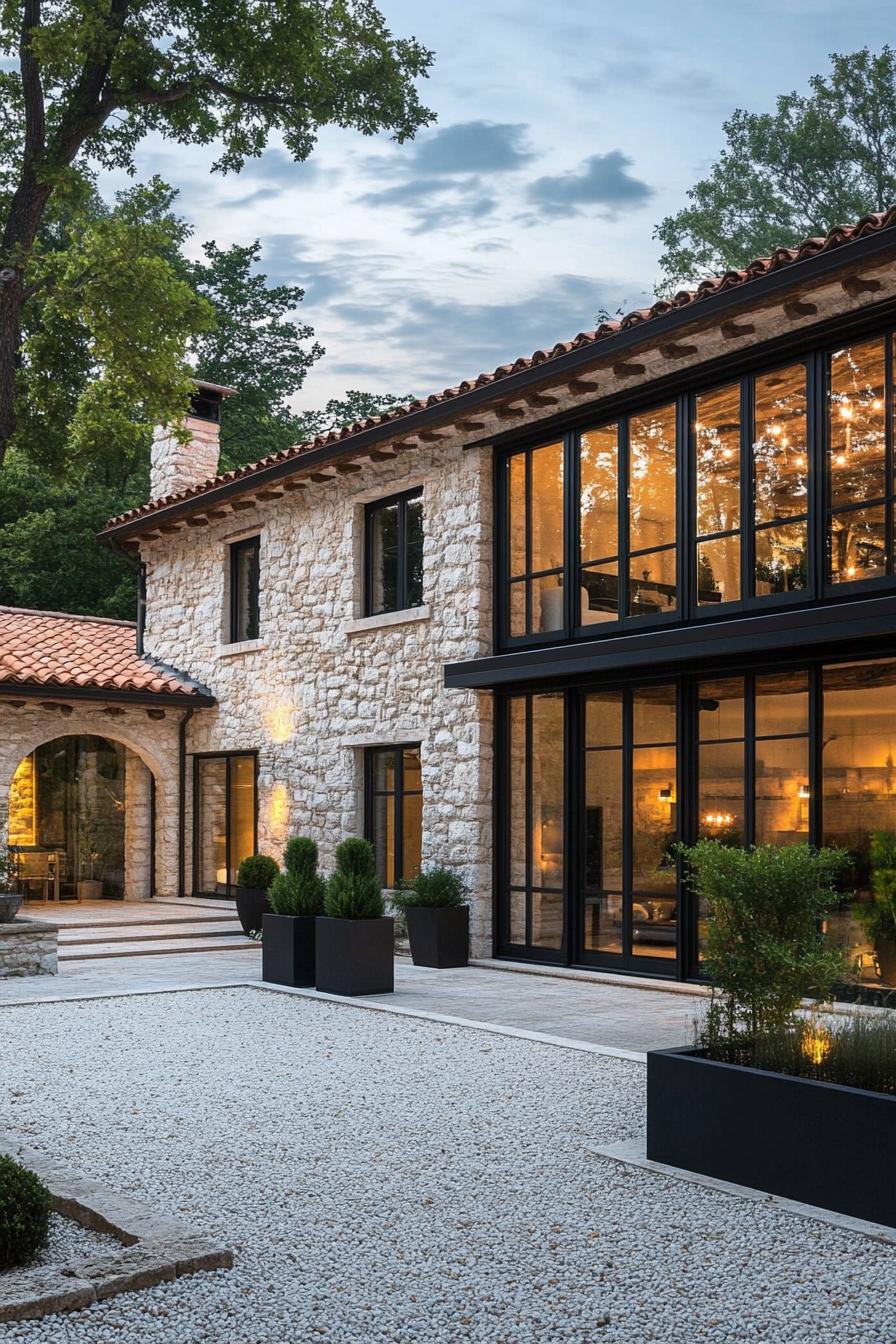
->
[293,388,415,444]
[655,46,896,291]
[0,0,435,464]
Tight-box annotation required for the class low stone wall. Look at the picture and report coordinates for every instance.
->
[0,917,58,977]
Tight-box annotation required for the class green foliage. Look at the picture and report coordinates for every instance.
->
[235,853,279,892]
[0,1155,51,1270]
[325,838,384,920]
[269,837,326,917]
[856,831,896,947]
[679,841,849,1051]
[293,390,415,445]
[392,866,468,912]
[0,0,434,460]
[746,1013,896,1094]
[655,46,896,290]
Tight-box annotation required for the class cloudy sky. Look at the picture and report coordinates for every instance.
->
[114,0,896,409]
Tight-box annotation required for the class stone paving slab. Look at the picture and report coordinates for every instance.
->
[0,1138,232,1323]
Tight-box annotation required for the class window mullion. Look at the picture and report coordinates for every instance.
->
[886,332,894,575]
[619,418,630,623]
[741,377,754,601]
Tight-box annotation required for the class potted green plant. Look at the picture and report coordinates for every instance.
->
[0,851,23,922]
[262,838,326,986]
[392,866,470,967]
[642,842,896,1227]
[234,854,279,936]
[316,838,393,995]
[857,832,896,985]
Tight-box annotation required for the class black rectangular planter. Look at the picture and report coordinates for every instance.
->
[647,1046,896,1226]
[315,917,394,996]
[405,905,469,968]
[261,913,316,987]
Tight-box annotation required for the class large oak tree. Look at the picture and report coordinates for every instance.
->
[0,0,434,466]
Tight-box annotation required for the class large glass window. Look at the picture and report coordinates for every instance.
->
[579,423,620,624]
[505,693,564,951]
[507,441,565,637]
[229,536,260,642]
[695,384,741,606]
[582,684,678,964]
[366,488,424,616]
[823,658,896,989]
[753,364,809,597]
[827,337,889,585]
[365,744,423,887]
[195,753,257,895]
[628,404,677,619]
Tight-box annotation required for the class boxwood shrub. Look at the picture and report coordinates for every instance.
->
[0,1155,51,1269]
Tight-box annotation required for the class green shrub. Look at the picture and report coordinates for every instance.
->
[325,838,384,920]
[269,837,326,917]
[0,1155,51,1270]
[678,840,849,1054]
[235,854,279,891]
[392,866,468,912]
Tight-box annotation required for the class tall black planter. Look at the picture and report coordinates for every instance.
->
[405,905,469,968]
[262,913,316,987]
[315,916,394,995]
[647,1046,896,1226]
[234,886,271,937]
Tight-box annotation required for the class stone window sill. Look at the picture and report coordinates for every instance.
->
[343,605,430,637]
[217,638,267,659]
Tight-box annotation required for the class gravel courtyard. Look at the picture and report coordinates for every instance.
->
[1,987,893,1343]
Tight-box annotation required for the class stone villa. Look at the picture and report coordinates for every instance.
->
[5,206,896,986]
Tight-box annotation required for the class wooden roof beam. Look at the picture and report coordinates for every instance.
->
[842,274,883,298]
[567,378,600,395]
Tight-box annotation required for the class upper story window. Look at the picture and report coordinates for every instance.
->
[365,488,424,616]
[498,320,896,649]
[229,535,260,642]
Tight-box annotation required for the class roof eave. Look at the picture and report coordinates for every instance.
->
[100,223,896,543]
[0,682,216,708]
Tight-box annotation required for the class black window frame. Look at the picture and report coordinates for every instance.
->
[495,310,896,652]
[364,743,423,887]
[192,750,259,897]
[364,487,424,617]
[229,535,261,644]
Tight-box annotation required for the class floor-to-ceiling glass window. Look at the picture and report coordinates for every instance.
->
[503,692,565,955]
[695,384,741,606]
[827,337,888,585]
[823,658,896,989]
[580,682,678,969]
[194,753,257,896]
[506,441,565,638]
[752,364,809,597]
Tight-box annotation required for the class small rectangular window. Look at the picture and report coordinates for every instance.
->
[365,489,424,616]
[365,744,423,886]
[229,536,260,642]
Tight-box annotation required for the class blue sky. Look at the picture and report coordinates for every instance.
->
[115,0,896,408]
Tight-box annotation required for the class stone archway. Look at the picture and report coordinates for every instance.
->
[0,708,180,901]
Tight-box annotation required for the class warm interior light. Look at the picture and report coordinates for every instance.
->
[658,785,673,801]
[847,564,856,577]
[802,1022,832,1066]
[839,402,853,421]
[873,398,883,411]
[769,423,782,437]
[702,811,734,828]
[835,453,847,466]
[796,454,806,468]
[798,783,811,799]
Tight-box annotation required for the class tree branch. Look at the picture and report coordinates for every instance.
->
[20,0,45,163]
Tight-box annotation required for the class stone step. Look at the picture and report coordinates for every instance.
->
[33,911,238,930]
[59,936,256,961]
[59,923,244,947]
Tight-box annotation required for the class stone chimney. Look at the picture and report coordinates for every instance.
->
[150,381,234,500]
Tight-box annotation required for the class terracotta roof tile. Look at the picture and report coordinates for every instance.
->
[104,205,896,533]
[0,607,212,700]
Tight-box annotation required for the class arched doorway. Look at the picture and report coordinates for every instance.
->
[8,734,140,901]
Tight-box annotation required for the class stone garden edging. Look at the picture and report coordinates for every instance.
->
[0,1138,232,1323]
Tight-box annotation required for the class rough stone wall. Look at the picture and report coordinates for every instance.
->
[150,414,221,501]
[0,703,182,900]
[0,917,57,977]
[141,439,496,953]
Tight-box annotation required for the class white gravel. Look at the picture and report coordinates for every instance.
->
[0,986,893,1343]
[34,1214,120,1267]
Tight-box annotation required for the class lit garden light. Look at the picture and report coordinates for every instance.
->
[801,1020,833,1067]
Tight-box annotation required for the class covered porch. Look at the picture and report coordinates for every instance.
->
[0,606,214,905]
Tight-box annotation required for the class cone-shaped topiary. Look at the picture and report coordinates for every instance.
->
[235,854,279,891]
[269,837,327,917]
[0,1155,51,1270]
[325,838,384,920]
